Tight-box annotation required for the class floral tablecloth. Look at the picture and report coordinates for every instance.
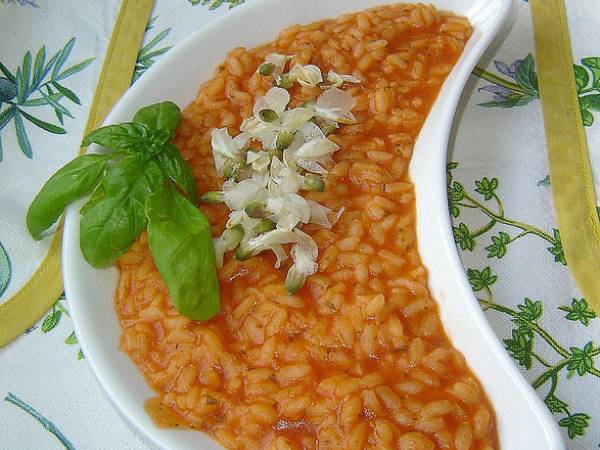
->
[1,0,599,448]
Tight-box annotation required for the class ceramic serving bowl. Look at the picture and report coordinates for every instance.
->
[63,0,565,448]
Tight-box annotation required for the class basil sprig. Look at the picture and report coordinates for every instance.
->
[27,101,220,321]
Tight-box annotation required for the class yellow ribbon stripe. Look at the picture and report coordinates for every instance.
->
[0,0,155,347]
[531,0,600,310]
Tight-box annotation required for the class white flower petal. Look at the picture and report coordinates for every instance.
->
[295,137,339,160]
[271,244,288,268]
[264,53,294,75]
[243,229,298,256]
[233,131,251,148]
[266,193,311,231]
[226,211,263,245]
[308,201,345,228]
[222,172,268,210]
[211,127,245,175]
[281,123,337,174]
[298,121,326,142]
[291,229,319,276]
[308,200,332,228]
[282,147,299,172]
[297,159,328,175]
[315,87,357,124]
[281,107,314,133]
[213,237,226,268]
[253,87,290,117]
[240,116,280,149]
[246,151,271,172]
[326,70,361,88]
[331,206,345,226]
[288,64,323,87]
[269,157,303,194]
[269,155,286,178]
[226,209,244,228]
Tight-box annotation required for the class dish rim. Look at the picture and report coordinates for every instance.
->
[62,1,565,449]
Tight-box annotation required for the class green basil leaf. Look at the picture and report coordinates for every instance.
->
[155,143,198,203]
[80,154,163,267]
[82,122,150,152]
[27,153,113,240]
[146,183,220,321]
[133,101,181,136]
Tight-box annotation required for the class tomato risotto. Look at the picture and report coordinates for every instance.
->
[116,3,499,449]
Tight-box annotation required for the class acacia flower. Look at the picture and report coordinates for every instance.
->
[325,70,361,88]
[288,64,323,87]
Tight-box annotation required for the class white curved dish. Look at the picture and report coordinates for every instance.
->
[63,0,565,449]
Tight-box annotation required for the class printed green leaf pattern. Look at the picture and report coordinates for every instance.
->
[545,395,568,414]
[449,155,598,441]
[4,392,74,450]
[547,229,566,265]
[38,294,84,360]
[516,298,543,321]
[559,413,591,439]
[0,0,39,6]
[467,266,497,292]
[504,326,534,369]
[537,175,550,187]
[133,17,172,84]
[485,231,510,258]
[64,331,78,345]
[447,163,566,265]
[453,222,475,251]
[188,0,245,9]
[467,270,599,440]
[474,54,600,127]
[567,342,595,378]
[40,308,61,333]
[0,240,11,297]
[474,177,499,201]
[558,298,597,326]
[0,38,93,160]
[447,181,464,218]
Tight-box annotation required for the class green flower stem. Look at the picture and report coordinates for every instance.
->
[472,66,526,93]
[547,371,559,399]
[587,367,600,377]
[478,285,494,311]
[456,202,477,209]
[531,351,553,368]
[55,300,69,317]
[532,348,600,390]
[463,193,556,244]
[477,299,570,358]
[492,193,505,217]
[532,360,570,389]
[471,219,496,238]
[509,230,530,242]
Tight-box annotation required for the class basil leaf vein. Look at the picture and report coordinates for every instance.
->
[82,122,150,152]
[26,153,114,240]
[146,183,220,321]
[79,155,163,267]
[156,143,198,202]
[133,101,181,137]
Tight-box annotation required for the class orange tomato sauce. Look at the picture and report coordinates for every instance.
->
[117,4,499,449]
